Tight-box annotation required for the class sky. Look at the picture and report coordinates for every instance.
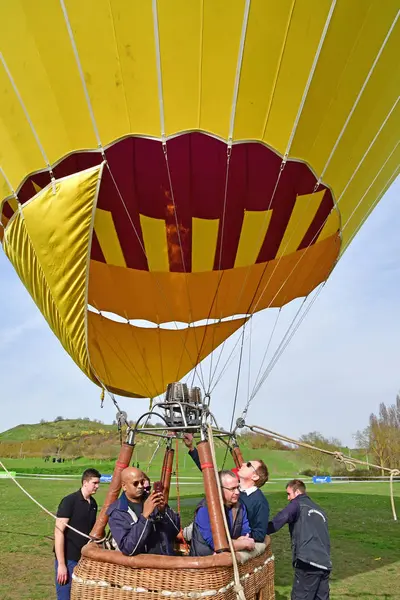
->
[0,178,399,447]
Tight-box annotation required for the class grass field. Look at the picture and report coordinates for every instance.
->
[0,446,314,478]
[1,475,399,600]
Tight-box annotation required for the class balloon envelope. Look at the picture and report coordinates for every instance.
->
[0,1,399,397]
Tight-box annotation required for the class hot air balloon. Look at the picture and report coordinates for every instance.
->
[1,1,399,599]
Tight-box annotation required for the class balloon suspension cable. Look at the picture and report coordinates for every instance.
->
[0,460,106,543]
[147,436,165,471]
[245,423,400,521]
[207,424,246,600]
[174,437,190,552]
[108,392,131,445]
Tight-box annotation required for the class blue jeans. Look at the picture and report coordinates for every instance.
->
[55,559,78,600]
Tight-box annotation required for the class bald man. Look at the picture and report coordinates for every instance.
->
[107,467,180,556]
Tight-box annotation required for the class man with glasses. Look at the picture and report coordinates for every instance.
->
[183,434,270,542]
[267,479,331,600]
[236,459,270,542]
[190,470,255,556]
[107,467,180,556]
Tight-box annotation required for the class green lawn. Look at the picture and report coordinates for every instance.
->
[0,477,399,600]
[1,446,313,477]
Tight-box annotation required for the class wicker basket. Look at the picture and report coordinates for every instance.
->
[71,540,275,600]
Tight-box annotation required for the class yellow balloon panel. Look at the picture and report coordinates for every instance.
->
[260,0,333,155]
[336,104,400,220]
[290,1,400,177]
[198,0,245,138]
[157,0,202,135]
[0,67,46,190]
[88,233,339,324]
[233,0,295,141]
[0,0,97,171]
[87,312,247,398]
[3,165,103,384]
[340,144,400,250]
[96,0,161,137]
[322,26,400,197]
[0,0,399,400]
[61,0,130,145]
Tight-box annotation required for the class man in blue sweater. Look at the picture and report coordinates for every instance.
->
[267,479,331,599]
[183,434,270,542]
[190,470,255,556]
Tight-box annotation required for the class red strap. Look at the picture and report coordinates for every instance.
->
[201,462,214,470]
[116,461,129,470]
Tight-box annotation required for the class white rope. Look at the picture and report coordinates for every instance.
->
[337,97,400,204]
[247,425,400,521]
[0,165,18,201]
[228,0,251,145]
[345,165,399,249]
[59,0,103,150]
[152,0,166,142]
[342,141,400,232]
[316,9,400,187]
[105,163,206,390]
[209,319,251,392]
[0,459,104,542]
[248,307,281,405]
[207,424,246,600]
[283,0,336,161]
[199,0,251,385]
[0,53,55,188]
[250,285,323,399]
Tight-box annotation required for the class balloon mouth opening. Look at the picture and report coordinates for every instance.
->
[87,304,248,330]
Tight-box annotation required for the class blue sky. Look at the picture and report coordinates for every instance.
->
[0,178,399,447]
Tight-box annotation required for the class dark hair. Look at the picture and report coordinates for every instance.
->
[142,472,151,484]
[81,468,101,484]
[286,479,306,494]
[254,460,269,488]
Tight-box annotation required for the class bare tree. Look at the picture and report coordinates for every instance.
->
[356,395,400,474]
[299,432,343,474]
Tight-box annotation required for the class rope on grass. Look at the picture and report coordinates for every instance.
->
[0,459,106,542]
[207,424,246,600]
[247,424,400,521]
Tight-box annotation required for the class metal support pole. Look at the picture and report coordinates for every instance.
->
[90,440,135,539]
[161,446,175,504]
[231,444,244,469]
[197,440,229,553]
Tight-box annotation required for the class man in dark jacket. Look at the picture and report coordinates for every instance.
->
[183,434,270,542]
[107,467,180,556]
[267,479,332,600]
[190,470,255,556]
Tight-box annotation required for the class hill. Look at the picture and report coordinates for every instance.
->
[0,418,115,441]
[0,419,130,461]
[0,419,313,476]
[0,419,361,478]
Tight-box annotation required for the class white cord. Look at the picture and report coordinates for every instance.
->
[0,459,104,542]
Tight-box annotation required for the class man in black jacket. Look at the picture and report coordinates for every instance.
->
[267,479,331,600]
